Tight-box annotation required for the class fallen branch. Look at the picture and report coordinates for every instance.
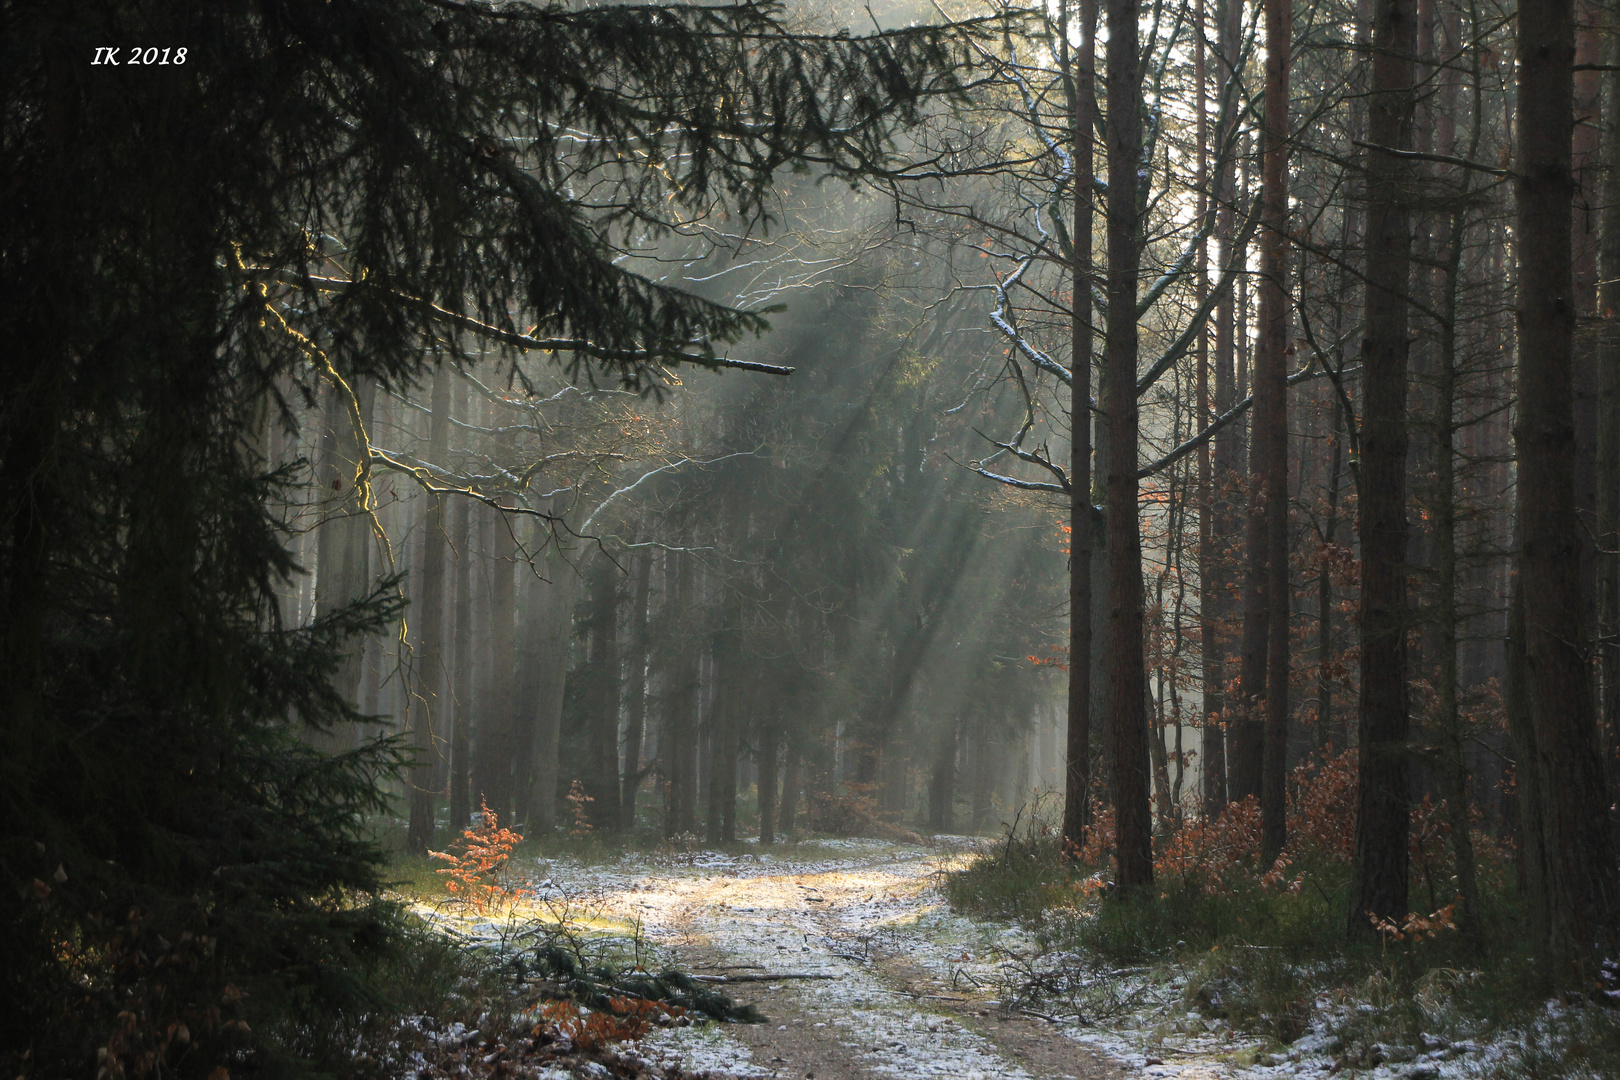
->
[1017,1008,1062,1024]
[874,988,969,1003]
[688,972,837,983]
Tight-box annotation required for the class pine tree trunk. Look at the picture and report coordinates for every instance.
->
[664,555,700,838]
[1205,0,1243,819]
[1103,0,1153,890]
[971,733,996,833]
[1194,0,1224,822]
[1150,678,1175,828]
[759,714,779,844]
[1506,583,1549,947]
[1434,210,1480,944]
[1430,1,1480,947]
[620,545,652,831]
[407,366,452,854]
[515,527,575,832]
[929,723,958,833]
[778,739,801,838]
[1597,14,1620,819]
[720,679,740,843]
[482,498,517,820]
[706,657,735,844]
[1060,0,1099,859]
[449,380,473,833]
[1257,0,1292,863]
[1233,466,1268,804]
[585,556,621,832]
[1573,1,1602,316]
[1316,407,1343,753]
[1349,0,1418,936]
[1513,0,1619,976]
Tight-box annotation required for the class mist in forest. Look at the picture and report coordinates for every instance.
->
[283,177,1077,848]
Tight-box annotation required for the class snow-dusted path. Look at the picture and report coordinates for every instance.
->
[409,839,1534,1080]
[530,840,1130,1080]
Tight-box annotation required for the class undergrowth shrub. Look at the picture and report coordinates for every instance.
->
[430,801,530,914]
[947,748,1533,1055]
[1183,945,1319,1044]
[1495,1001,1620,1080]
[806,785,922,842]
[532,997,685,1050]
[941,816,1068,922]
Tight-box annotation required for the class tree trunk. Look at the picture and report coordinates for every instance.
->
[584,555,621,831]
[1150,678,1175,828]
[1196,0,1228,821]
[620,545,653,832]
[449,380,473,834]
[929,723,958,833]
[706,652,739,844]
[407,366,452,854]
[1349,0,1418,937]
[664,556,700,837]
[1506,582,1549,948]
[971,732,996,833]
[1316,405,1343,753]
[1434,207,1481,945]
[720,679,740,843]
[1103,0,1153,890]
[882,732,910,815]
[1429,0,1480,947]
[1206,0,1244,819]
[480,499,517,820]
[1597,11,1620,821]
[759,713,779,844]
[778,738,802,838]
[1233,465,1268,805]
[1256,0,1292,863]
[1513,0,1619,976]
[1060,0,1099,859]
[1573,0,1602,316]
[516,530,576,833]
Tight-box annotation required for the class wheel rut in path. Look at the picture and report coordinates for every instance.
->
[591,843,1127,1080]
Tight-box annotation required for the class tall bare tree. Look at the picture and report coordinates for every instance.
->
[408,366,452,854]
[1104,0,1153,890]
[1510,0,1619,977]
[1061,0,1100,855]
[1348,0,1418,934]
[1598,0,1620,819]
[1205,0,1246,819]
[1256,0,1292,862]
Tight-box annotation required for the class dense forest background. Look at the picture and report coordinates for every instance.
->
[5,0,1620,1073]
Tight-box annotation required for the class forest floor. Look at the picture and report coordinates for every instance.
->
[391,834,1620,1080]
[402,838,1292,1080]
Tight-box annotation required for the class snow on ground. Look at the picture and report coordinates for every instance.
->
[407,837,1564,1080]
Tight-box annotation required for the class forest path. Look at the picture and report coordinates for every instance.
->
[553,839,1132,1080]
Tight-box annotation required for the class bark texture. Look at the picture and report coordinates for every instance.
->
[407,366,452,854]
[1062,0,1099,856]
[1511,0,1618,976]
[1349,0,1417,935]
[1257,0,1292,862]
[1103,0,1153,889]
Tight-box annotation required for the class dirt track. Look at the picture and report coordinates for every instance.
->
[575,841,1130,1080]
